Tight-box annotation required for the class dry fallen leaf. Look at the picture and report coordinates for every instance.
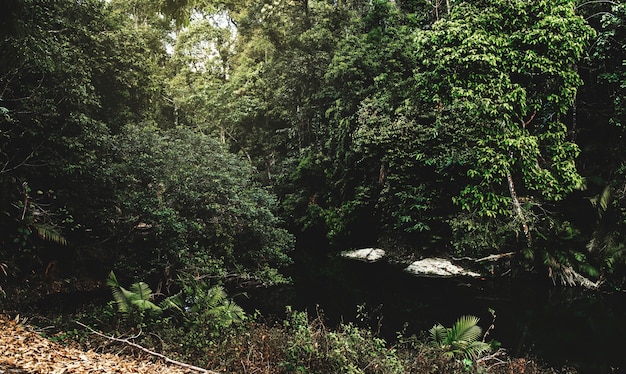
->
[0,316,199,373]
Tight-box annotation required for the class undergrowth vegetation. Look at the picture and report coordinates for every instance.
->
[2,0,624,372]
[8,289,575,374]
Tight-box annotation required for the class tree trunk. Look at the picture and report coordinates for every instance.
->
[506,172,532,247]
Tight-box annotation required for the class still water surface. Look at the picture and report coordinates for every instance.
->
[241,253,626,374]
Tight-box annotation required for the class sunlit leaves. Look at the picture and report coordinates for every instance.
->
[415,0,593,222]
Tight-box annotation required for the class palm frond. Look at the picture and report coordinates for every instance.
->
[111,286,132,313]
[207,300,246,328]
[160,293,185,313]
[599,186,612,213]
[129,282,162,313]
[430,315,491,361]
[591,185,612,217]
[221,301,245,326]
[205,285,227,309]
[0,262,8,277]
[450,315,482,343]
[130,282,153,302]
[107,272,162,314]
[132,298,162,313]
[429,324,448,346]
[106,271,120,288]
[107,271,130,313]
[458,341,491,360]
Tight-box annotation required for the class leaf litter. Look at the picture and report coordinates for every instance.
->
[0,315,199,373]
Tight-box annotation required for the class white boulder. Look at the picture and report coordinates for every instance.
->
[341,248,386,262]
[404,258,481,278]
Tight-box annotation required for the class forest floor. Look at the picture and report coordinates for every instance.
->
[0,315,198,374]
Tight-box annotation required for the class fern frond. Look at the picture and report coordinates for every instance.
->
[33,223,67,245]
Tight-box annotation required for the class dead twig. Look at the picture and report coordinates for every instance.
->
[75,321,219,374]
[476,348,508,366]
[452,252,515,262]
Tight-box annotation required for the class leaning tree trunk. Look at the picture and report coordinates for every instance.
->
[506,172,532,247]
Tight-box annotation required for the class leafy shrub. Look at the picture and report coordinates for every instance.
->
[106,270,245,333]
[281,307,404,373]
[102,125,294,284]
[168,275,246,332]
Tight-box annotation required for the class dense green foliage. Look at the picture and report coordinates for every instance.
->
[2,0,626,320]
[4,0,624,371]
[266,0,626,286]
[0,0,293,288]
[2,0,626,290]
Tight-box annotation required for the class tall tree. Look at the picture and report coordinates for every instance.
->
[411,0,595,280]
[292,0,596,274]
[0,0,116,269]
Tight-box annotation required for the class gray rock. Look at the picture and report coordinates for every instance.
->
[341,248,386,262]
[404,258,481,278]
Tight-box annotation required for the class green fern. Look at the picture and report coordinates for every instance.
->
[33,223,67,245]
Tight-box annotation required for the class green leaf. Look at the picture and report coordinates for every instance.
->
[33,224,67,245]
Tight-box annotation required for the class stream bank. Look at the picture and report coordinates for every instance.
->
[239,252,626,374]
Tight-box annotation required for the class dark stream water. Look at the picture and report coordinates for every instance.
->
[240,252,626,374]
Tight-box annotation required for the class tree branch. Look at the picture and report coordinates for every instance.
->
[452,252,515,262]
[75,321,219,374]
[576,0,618,9]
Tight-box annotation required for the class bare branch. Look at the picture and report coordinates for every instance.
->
[576,0,618,9]
[1,143,45,174]
[586,11,615,20]
[75,321,220,374]
[522,110,537,128]
[452,252,515,262]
